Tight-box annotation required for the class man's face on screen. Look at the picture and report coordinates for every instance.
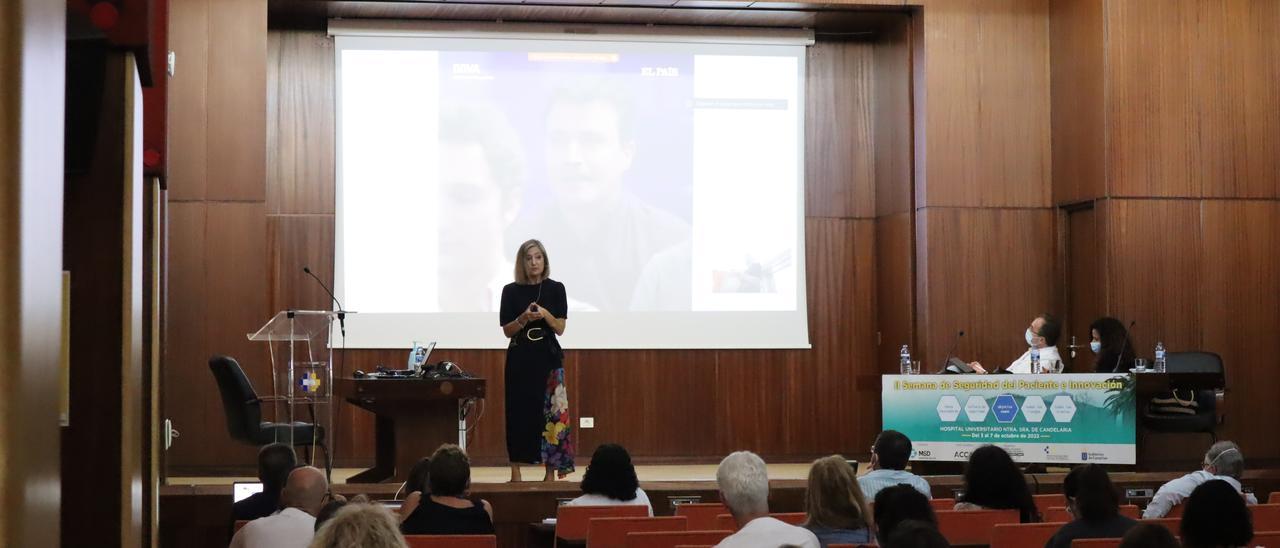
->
[545,100,635,208]
[437,143,507,276]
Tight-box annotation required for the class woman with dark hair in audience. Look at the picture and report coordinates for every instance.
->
[1180,479,1253,548]
[1119,523,1180,548]
[954,445,1040,523]
[396,457,430,522]
[874,484,938,543]
[802,455,873,546]
[1044,464,1137,548]
[566,443,653,515]
[400,444,495,535]
[883,519,950,548]
[1090,317,1136,373]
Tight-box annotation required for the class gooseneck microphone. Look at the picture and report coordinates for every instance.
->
[940,330,965,373]
[303,266,345,338]
[1114,320,1137,373]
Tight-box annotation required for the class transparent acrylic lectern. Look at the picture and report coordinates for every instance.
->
[247,310,346,471]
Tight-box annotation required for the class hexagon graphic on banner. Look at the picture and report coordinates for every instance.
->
[964,395,990,422]
[1050,395,1078,422]
[1021,395,1047,423]
[937,395,962,422]
[992,394,1019,423]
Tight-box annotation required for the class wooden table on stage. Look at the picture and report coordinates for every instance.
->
[335,377,486,483]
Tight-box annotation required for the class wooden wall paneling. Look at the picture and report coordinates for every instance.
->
[166,0,209,201]
[915,0,1051,208]
[713,349,796,456]
[1064,206,1102,372]
[206,0,267,201]
[875,212,913,373]
[0,1,64,545]
[872,17,913,217]
[266,215,335,314]
[267,31,335,214]
[1103,0,1198,198]
[1199,200,1280,459]
[916,208,1055,372]
[805,41,875,219]
[1049,0,1104,205]
[1196,0,1280,199]
[1234,0,1280,199]
[1102,199,1201,353]
[573,350,717,459]
[163,202,211,468]
[784,219,876,456]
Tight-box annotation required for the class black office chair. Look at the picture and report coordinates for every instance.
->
[209,355,330,476]
[1141,351,1224,442]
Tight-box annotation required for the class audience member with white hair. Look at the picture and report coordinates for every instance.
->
[714,451,819,548]
[309,503,409,548]
[230,465,329,548]
[1142,440,1257,518]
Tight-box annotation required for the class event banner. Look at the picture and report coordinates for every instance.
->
[882,373,1136,465]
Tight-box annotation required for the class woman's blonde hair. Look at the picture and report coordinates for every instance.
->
[513,239,550,284]
[309,503,409,548]
[803,455,870,531]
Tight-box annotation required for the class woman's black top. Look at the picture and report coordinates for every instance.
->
[401,496,495,536]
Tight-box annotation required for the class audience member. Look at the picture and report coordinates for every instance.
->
[230,466,329,548]
[1044,464,1137,548]
[1180,479,1253,548]
[314,494,349,532]
[873,484,937,543]
[309,503,409,548]
[232,443,298,529]
[714,451,819,548]
[397,457,431,522]
[883,519,951,548]
[1143,441,1257,518]
[954,445,1039,522]
[802,455,873,546]
[400,444,495,535]
[1118,523,1180,548]
[567,443,653,515]
[859,430,932,500]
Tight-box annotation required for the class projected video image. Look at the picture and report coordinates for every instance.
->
[336,35,807,348]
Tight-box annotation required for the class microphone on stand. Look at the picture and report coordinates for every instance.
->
[303,266,345,338]
[1114,320,1137,373]
[940,330,965,373]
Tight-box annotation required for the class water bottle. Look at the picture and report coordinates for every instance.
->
[1154,342,1166,373]
[1030,346,1041,374]
[899,345,912,375]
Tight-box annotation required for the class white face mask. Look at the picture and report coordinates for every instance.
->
[1090,341,1102,354]
[1025,328,1036,347]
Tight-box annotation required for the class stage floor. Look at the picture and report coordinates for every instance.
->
[168,463,831,486]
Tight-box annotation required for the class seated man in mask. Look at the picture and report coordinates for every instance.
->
[970,314,1063,374]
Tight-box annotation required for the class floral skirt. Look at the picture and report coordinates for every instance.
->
[540,368,575,478]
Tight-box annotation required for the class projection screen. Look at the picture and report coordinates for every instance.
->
[331,22,811,349]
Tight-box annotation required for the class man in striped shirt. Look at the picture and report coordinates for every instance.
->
[857,430,933,500]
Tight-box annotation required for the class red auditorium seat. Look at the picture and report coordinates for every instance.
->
[1043,504,1140,522]
[935,508,1020,545]
[713,512,805,531]
[990,521,1069,548]
[930,498,957,511]
[672,503,728,531]
[555,505,651,546]
[1269,492,1280,504]
[1137,517,1180,535]
[1253,530,1280,547]
[404,535,497,548]
[1034,493,1065,518]
[1252,503,1280,532]
[624,529,733,548]
[586,516,687,548]
[1070,539,1122,548]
